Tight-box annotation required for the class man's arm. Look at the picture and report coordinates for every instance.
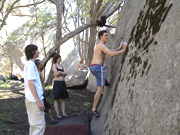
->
[28,80,45,111]
[101,43,127,57]
[39,73,45,93]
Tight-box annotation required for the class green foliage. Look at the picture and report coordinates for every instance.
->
[4,32,18,45]
[1,6,57,59]
[45,85,53,89]
[27,10,56,39]
[0,82,11,88]
[107,12,119,25]
[69,0,91,19]
[68,0,118,25]
[1,31,21,58]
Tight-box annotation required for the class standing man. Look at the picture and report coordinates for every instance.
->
[23,44,46,135]
[89,30,127,117]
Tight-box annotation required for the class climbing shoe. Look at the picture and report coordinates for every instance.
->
[91,110,100,117]
[51,120,58,125]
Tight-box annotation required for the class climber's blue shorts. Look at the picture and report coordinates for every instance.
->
[89,64,105,87]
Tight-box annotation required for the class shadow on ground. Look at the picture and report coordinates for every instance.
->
[0,81,95,135]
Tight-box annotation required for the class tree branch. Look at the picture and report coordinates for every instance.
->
[47,0,56,5]
[95,0,103,14]
[104,24,116,28]
[0,0,6,13]
[13,0,45,9]
[98,0,111,18]
[42,1,122,67]
[11,14,31,17]
[0,0,20,31]
[42,20,97,66]
[102,0,123,18]
[74,36,89,44]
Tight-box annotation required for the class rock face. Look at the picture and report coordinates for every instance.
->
[91,0,180,135]
[0,75,6,82]
[62,45,81,76]
[66,70,88,89]
[86,72,97,93]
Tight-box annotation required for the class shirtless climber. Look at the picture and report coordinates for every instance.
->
[89,30,127,117]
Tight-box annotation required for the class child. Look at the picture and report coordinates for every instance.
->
[23,44,45,135]
[35,59,58,125]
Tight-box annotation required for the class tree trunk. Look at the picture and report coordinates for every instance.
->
[85,26,89,64]
[82,30,84,60]
[77,0,81,58]
[87,0,97,67]
[87,26,96,66]
[45,0,64,85]
[10,59,13,76]
[55,0,63,46]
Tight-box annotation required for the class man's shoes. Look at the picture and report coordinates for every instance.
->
[57,115,62,119]
[91,110,100,117]
[63,113,69,118]
[51,119,58,125]
[105,79,110,86]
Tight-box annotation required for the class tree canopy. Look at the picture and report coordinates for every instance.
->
[0,0,123,77]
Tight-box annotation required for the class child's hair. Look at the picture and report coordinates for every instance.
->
[25,44,38,60]
[79,60,83,63]
[35,59,41,67]
[53,54,61,63]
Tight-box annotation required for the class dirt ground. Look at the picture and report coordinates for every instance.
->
[0,81,94,135]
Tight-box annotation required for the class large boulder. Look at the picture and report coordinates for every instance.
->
[86,72,97,93]
[91,0,180,135]
[0,75,6,82]
[66,70,88,89]
[61,43,81,76]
